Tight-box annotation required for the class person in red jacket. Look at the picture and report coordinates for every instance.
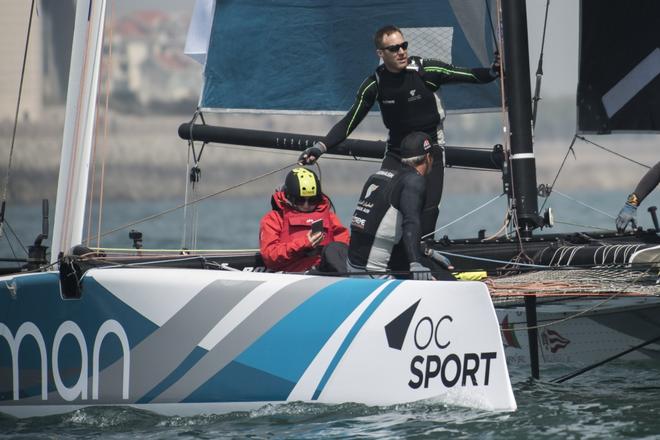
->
[260,167,349,272]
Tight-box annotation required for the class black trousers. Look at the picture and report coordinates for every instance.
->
[381,148,445,238]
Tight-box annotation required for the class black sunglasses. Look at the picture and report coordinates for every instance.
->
[290,195,320,206]
[381,41,408,53]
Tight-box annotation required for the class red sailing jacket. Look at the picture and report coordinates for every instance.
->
[259,191,350,272]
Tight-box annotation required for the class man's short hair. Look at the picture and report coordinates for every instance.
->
[374,25,402,49]
[401,154,428,167]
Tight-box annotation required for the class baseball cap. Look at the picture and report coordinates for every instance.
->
[400,132,433,159]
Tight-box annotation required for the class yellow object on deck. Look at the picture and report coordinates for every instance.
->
[454,271,488,281]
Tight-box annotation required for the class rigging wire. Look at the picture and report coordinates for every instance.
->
[94,0,115,250]
[484,0,500,54]
[84,161,299,243]
[552,189,616,219]
[539,134,654,218]
[421,193,505,239]
[531,0,550,131]
[577,135,653,169]
[0,0,36,250]
[58,0,97,256]
[539,133,577,213]
[1,221,27,268]
[182,109,207,249]
[84,0,114,249]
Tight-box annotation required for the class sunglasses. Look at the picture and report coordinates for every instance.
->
[381,41,408,53]
[291,196,320,206]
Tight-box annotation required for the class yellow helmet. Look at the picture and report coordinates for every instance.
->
[284,168,321,202]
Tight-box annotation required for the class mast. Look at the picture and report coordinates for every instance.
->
[501,0,542,380]
[50,0,107,263]
[501,0,541,237]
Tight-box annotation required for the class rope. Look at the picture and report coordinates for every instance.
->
[1,0,36,240]
[83,162,299,242]
[94,0,115,250]
[439,250,549,269]
[58,0,97,255]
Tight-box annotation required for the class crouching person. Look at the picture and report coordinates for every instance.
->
[260,167,349,273]
[347,132,454,280]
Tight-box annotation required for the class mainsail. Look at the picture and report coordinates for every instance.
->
[187,0,500,114]
[577,0,660,133]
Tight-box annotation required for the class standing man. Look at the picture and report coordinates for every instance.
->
[299,24,500,236]
[347,132,454,281]
[616,161,660,232]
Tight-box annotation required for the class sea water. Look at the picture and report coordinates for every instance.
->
[1,191,659,438]
[1,363,659,439]
[3,190,657,255]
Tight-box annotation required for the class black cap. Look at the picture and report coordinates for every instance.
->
[400,132,433,159]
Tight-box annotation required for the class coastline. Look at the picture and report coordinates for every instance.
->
[1,107,656,203]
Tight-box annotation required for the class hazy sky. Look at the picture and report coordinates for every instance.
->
[526,0,579,97]
[114,0,580,98]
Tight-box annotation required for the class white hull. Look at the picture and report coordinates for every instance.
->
[0,268,515,417]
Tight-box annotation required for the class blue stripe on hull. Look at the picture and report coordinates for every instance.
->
[184,360,295,403]
[312,280,401,400]
[185,278,386,402]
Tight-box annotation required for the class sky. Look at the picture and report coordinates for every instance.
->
[526,0,579,97]
[114,0,581,98]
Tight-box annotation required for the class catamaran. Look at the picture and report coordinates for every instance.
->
[1,0,658,418]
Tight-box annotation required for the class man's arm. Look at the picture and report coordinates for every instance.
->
[299,75,377,164]
[324,76,378,148]
[633,161,660,203]
[421,58,498,88]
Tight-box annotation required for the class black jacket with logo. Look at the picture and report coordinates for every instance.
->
[324,56,496,154]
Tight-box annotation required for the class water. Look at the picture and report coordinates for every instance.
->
[1,191,659,438]
[1,363,659,438]
[3,189,658,258]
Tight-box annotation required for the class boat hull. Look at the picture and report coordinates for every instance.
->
[0,268,515,417]
[497,297,660,371]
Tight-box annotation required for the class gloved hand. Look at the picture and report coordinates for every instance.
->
[425,249,454,270]
[410,262,433,281]
[616,202,637,232]
[489,51,501,77]
[298,141,327,165]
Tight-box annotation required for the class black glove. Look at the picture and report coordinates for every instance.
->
[489,51,501,78]
[409,262,433,281]
[298,141,327,165]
